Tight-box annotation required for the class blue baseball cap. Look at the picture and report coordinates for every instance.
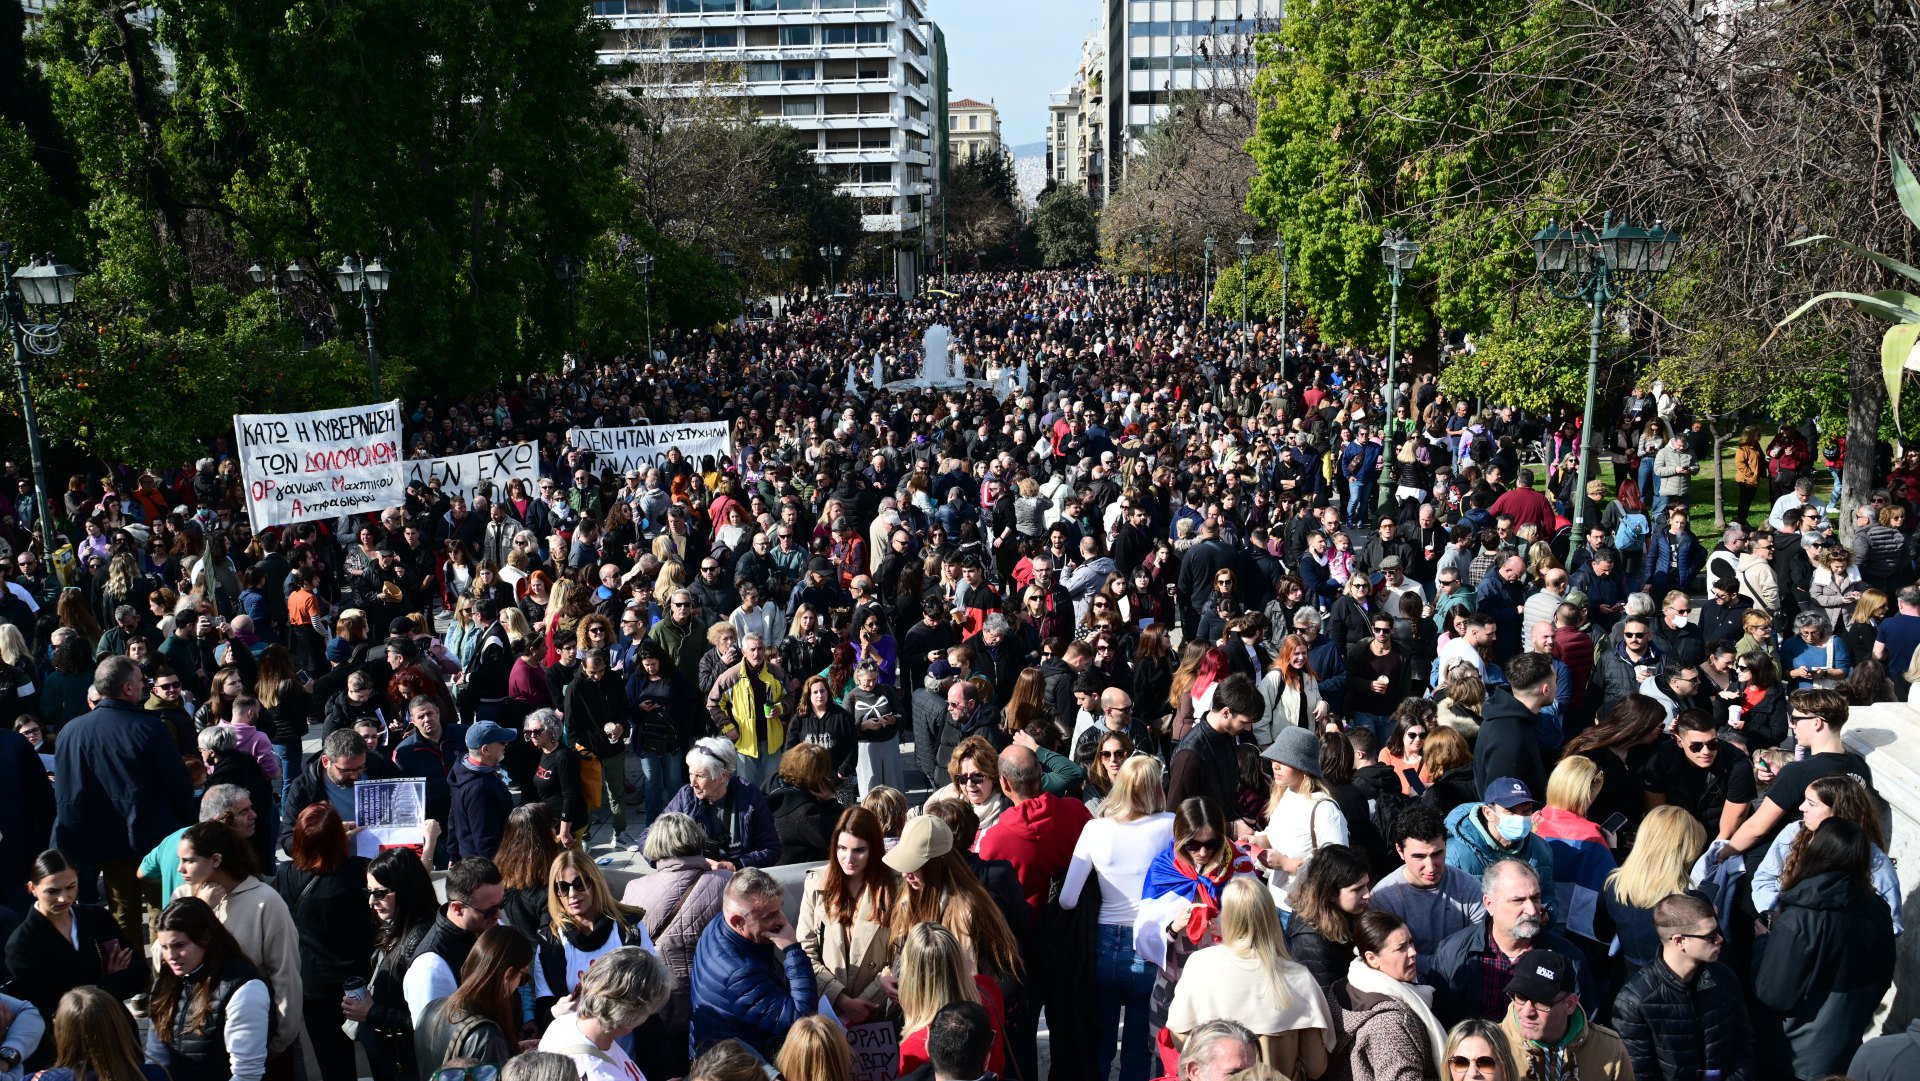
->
[1484,777,1538,809]
[466,720,519,751]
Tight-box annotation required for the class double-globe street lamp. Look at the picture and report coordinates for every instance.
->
[1376,229,1421,511]
[1275,235,1290,383]
[632,251,657,361]
[1236,234,1255,358]
[1203,236,1217,331]
[0,243,78,558]
[1531,213,1682,537]
[555,255,585,360]
[820,245,843,292]
[332,255,391,397]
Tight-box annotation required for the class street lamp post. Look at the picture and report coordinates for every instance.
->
[1275,236,1290,383]
[332,254,392,398]
[554,254,584,360]
[1377,228,1421,510]
[1236,234,1254,360]
[1134,231,1156,295]
[248,262,287,320]
[1532,213,1682,537]
[633,252,655,361]
[0,243,78,558]
[716,251,738,316]
[819,245,842,292]
[1203,236,1216,330]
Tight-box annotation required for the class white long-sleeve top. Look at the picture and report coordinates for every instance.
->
[404,952,459,1028]
[1060,813,1176,926]
[1262,787,1348,912]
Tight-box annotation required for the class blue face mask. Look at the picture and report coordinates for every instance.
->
[1495,811,1533,843]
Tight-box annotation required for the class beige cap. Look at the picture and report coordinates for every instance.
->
[883,814,954,874]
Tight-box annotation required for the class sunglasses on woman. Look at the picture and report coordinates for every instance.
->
[1182,837,1223,854]
[1449,1056,1498,1072]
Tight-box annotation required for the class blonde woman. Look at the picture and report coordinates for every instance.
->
[1435,670,1485,740]
[775,1014,853,1081]
[895,921,1008,1077]
[1443,1018,1521,1081]
[498,606,535,650]
[1601,806,1707,968]
[1166,877,1336,1077]
[531,850,655,1012]
[1530,756,1617,946]
[441,597,480,667]
[1252,727,1346,912]
[1809,546,1861,630]
[1060,756,1175,1081]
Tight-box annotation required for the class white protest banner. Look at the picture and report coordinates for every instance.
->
[566,420,733,475]
[846,1021,900,1081]
[234,400,404,527]
[352,776,429,858]
[404,442,541,504]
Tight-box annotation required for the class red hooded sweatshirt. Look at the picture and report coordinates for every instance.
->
[976,791,1092,915]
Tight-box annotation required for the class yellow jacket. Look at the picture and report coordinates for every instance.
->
[706,659,786,759]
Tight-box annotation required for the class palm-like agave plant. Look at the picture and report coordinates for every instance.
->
[1775,139,1920,431]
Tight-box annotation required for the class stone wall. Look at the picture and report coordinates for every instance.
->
[1842,702,1920,1032]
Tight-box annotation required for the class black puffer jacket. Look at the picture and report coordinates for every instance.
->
[1610,957,1755,1081]
[1284,923,1354,994]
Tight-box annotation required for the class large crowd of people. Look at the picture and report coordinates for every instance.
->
[0,267,1906,1081]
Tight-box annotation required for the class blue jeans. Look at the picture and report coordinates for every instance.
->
[272,742,302,801]
[1094,923,1156,1081]
[1353,711,1396,746]
[637,749,685,824]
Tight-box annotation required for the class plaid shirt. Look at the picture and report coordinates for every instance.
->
[1477,924,1522,1019]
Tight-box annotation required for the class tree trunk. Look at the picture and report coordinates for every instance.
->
[1709,418,1730,531]
[1841,346,1885,545]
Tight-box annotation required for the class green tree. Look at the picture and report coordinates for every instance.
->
[945,153,1021,266]
[1243,0,1580,350]
[1032,184,1097,268]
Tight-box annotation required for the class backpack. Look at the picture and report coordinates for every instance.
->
[1613,512,1649,553]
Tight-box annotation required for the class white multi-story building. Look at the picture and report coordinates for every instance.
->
[1046,87,1083,192]
[593,0,936,291]
[1102,0,1279,201]
[1045,27,1106,202]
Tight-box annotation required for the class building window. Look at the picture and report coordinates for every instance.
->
[823,25,856,45]
[783,61,815,80]
[855,25,886,43]
[967,115,979,130]
[783,98,819,116]
[780,26,814,45]
[860,164,893,184]
[746,61,781,81]
[666,0,735,12]
[705,28,736,46]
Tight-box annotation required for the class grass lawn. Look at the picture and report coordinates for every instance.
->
[1665,442,1838,549]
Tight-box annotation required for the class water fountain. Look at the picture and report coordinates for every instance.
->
[884,325,988,392]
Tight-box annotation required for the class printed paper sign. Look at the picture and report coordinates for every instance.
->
[352,777,428,858]
[846,1021,899,1081]
[405,442,541,505]
[234,401,405,527]
[566,420,733,475]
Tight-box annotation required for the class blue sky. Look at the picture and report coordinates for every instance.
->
[939,0,1097,148]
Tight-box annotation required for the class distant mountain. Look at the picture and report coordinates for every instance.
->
[1009,140,1047,158]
